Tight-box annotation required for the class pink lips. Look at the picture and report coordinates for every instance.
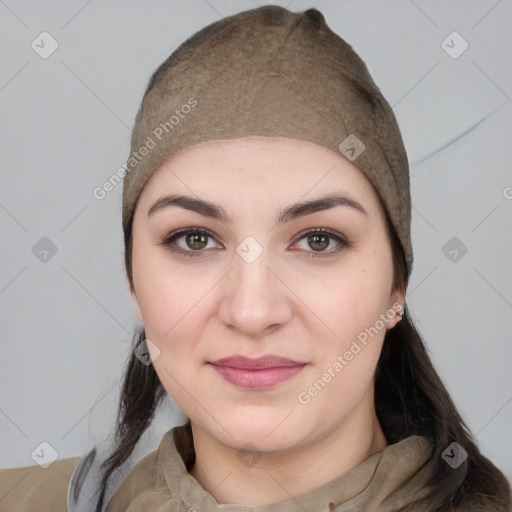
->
[209,355,306,389]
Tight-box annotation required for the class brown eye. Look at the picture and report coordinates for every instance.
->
[186,232,208,250]
[308,233,330,251]
[293,228,350,258]
[160,228,219,258]
[161,227,349,259]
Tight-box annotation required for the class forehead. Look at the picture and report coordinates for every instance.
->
[137,136,384,219]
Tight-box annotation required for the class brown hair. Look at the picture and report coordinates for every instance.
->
[93,202,511,512]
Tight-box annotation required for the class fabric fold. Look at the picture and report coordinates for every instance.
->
[107,422,434,512]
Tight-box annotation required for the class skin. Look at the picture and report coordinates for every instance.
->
[130,135,405,506]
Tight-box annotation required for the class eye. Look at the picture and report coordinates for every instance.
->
[292,228,349,258]
[160,227,219,258]
[160,227,350,258]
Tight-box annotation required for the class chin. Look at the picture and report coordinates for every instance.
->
[204,408,315,452]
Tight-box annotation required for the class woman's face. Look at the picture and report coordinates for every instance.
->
[130,136,404,453]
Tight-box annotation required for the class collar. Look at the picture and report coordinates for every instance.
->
[151,421,434,512]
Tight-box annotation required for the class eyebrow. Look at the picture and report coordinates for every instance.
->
[147,193,368,224]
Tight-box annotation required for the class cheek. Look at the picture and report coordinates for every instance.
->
[313,260,392,344]
[133,257,206,404]
[132,238,189,346]
[131,240,216,372]
[306,258,392,404]
[136,272,205,352]
[307,269,389,413]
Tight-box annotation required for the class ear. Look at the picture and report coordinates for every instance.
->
[131,290,144,325]
[386,285,406,330]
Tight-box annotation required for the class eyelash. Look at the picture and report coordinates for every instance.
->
[159,227,350,259]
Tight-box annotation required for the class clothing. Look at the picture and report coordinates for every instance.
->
[121,5,415,277]
[0,453,78,511]
[0,422,436,512]
[106,422,434,512]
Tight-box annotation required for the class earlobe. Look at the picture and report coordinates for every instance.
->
[385,306,403,331]
[131,290,143,325]
[391,284,406,311]
[386,286,406,329]
[386,312,401,330]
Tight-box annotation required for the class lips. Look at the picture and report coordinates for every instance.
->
[208,355,306,389]
[211,354,304,369]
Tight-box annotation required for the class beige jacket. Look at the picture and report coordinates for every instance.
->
[0,423,436,511]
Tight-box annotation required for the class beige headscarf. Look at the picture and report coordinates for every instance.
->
[121,4,414,277]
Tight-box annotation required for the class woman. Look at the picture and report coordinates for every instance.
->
[1,5,510,512]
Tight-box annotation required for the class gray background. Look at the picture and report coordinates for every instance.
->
[1,0,511,483]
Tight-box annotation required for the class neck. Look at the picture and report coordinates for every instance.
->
[188,402,388,506]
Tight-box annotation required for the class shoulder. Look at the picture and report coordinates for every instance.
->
[106,450,164,511]
[0,456,79,512]
[105,427,187,511]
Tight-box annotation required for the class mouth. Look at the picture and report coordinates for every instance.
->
[208,354,307,389]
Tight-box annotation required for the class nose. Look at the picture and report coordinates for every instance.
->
[217,247,293,336]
